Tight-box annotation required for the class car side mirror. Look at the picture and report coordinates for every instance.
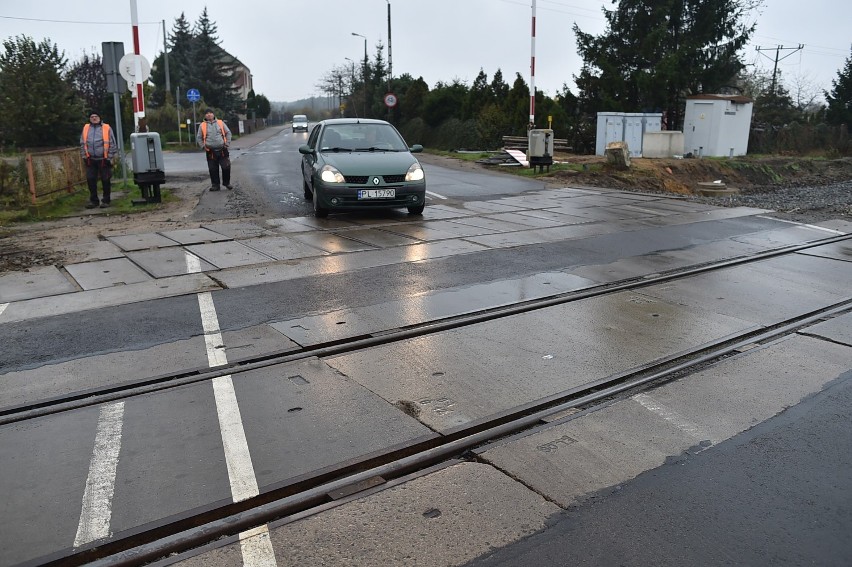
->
[299,145,315,155]
[409,144,423,153]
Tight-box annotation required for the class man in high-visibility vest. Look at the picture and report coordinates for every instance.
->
[196,108,233,191]
[79,111,118,208]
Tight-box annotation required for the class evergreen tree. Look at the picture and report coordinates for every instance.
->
[491,68,509,101]
[150,13,195,108]
[0,35,83,147]
[824,46,852,128]
[191,8,241,116]
[464,69,493,120]
[574,0,760,129]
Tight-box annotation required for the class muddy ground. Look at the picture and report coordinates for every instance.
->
[1,154,851,275]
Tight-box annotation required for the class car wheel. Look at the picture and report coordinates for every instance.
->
[303,177,313,200]
[313,189,329,218]
[407,204,425,215]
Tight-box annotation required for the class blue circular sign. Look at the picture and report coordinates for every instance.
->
[186,88,201,102]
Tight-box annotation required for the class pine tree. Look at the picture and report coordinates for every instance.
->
[0,35,83,147]
[191,8,241,116]
[824,46,852,128]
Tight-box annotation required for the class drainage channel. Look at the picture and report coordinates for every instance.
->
[38,297,852,567]
[2,231,849,427]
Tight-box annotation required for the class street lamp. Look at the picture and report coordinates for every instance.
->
[351,32,368,117]
[385,1,392,83]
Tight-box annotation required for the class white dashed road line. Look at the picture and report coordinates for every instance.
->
[197,292,278,565]
[632,393,704,440]
[74,401,125,547]
[184,251,203,274]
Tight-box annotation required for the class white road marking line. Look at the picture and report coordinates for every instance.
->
[239,524,277,565]
[426,190,447,200]
[0,303,7,318]
[212,376,260,502]
[198,292,228,367]
[755,215,846,234]
[184,251,203,274]
[632,393,703,439]
[74,402,125,547]
[197,292,278,565]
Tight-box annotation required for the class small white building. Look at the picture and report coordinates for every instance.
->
[683,94,753,157]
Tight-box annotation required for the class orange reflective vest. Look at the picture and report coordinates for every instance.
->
[82,123,111,159]
[200,119,226,148]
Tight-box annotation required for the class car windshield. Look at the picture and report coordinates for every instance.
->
[319,124,408,152]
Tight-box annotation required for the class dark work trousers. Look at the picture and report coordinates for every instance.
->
[85,159,112,204]
[206,148,231,188]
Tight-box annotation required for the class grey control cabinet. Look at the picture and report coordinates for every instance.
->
[130,132,166,204]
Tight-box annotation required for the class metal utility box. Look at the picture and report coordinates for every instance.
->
[683,94,753,157]
[595,112,663,157]
[130,132,166,204]
[528,129,554,171]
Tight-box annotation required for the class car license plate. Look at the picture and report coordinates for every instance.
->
[358,189,395,199]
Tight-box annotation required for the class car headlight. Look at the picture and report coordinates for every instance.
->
[405,162,424,182]
[320,164,345,183]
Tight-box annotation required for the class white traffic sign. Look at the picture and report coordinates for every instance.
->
[118,53,151,87]
[384,93,398,108]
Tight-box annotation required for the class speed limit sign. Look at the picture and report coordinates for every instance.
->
[383,93,398,108]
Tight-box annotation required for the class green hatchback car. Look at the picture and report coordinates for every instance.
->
[299,118,426,218]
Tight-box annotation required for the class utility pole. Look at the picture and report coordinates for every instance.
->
[162,20,170,94]
[755,44,804,95]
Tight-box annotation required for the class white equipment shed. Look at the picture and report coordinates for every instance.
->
[683,94,753,157]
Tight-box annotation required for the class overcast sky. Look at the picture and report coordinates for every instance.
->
[1,0,849,105]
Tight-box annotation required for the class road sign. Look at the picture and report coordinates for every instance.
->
[118,53,151,87]
[384,93,398,108]
[187,88,201,103]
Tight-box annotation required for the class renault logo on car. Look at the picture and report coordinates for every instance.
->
[372,177,380,185]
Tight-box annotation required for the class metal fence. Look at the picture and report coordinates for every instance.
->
[0,148,85,208]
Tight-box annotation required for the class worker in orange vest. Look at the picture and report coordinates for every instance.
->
[79,111,118,208]
[196,108,233,191]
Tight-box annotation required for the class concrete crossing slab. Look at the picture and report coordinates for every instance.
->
[332,228,422,248]
[639,254,852,325]
[798,239,852,262]
[127,249,217,278]
[0,265,77,302]
[185,241,276,269]
[0,273,219,324]
[328,290,755,432]
[200,222,271,240]
[65,258,153,290]
[233,357,435,489]
[461,200,526,213]
[289,232,378,254]
[271,271,592,346]
[173,462,560,567]
[800,312,852,346]
[158,227,232,245]
[106,232,181,251]
[212,240,490,289]
[265,217,318,233]
[239,236,329,261]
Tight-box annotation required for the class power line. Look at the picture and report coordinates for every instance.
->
[0,15,159,25]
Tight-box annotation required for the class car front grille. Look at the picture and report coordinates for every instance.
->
[344,175,369,184]
[342,174,407,185]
